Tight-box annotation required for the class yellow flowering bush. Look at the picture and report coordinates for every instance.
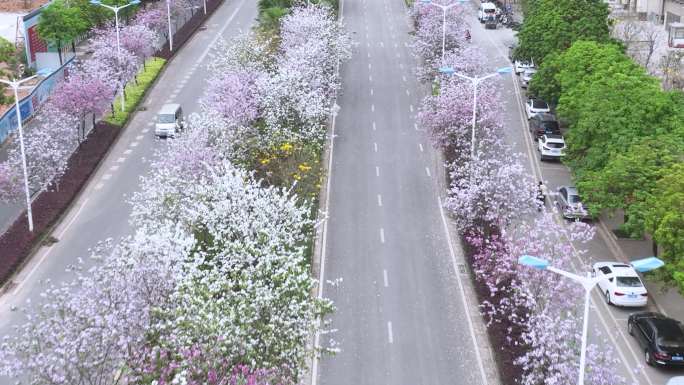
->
[252,141,323,203]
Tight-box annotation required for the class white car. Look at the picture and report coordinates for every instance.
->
[593,262,648,307]
[525,98,550,119]
[521,68,537,88]
[537,134,565,161]
[514,59,534,75]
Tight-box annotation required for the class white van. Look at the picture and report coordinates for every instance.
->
[155,104,184,138]
[478,2,497,22]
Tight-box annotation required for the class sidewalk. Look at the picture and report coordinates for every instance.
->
[600,214,684,322]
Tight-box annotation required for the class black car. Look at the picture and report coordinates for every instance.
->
[484,15,497,29]
[529,113,560,140]
[628,312,684,367]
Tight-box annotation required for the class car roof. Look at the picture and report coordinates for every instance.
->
[593,262,639,276]
[535,113,556,120]
[650,317,684,333]
[666,377,684,385]
[159,103,181,114]
[560,186,579,195]
[543,134,564,141]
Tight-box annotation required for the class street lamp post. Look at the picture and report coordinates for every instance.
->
[439,66,512,158]
[166,0,174,52]
[0,75,39,231]
[90,0,140,112]
[518,255,665,385]
[420,0,468,61]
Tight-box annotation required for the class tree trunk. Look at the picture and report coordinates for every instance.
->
[57,41,63,65]
[71,41,76,54]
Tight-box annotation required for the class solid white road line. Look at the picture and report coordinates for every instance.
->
[12,197,91,296]
[387,321,394,344]
[383,269,389,287]
[380,228,385,243]
[377,194,383,207]
[437,196,489,385]
[312,0,344,379]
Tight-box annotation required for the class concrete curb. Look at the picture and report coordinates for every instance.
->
[307,2,345,384]
[430,94,503,385]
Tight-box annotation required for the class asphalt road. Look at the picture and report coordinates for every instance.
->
[468,7,684,385]
[0,1,257,383]
[317,0,492,384]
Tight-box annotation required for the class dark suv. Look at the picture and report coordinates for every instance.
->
[628,312,684,367]
[529,113,560,140]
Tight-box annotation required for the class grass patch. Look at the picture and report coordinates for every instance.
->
[404,0,414,7]
[105,57,166,126]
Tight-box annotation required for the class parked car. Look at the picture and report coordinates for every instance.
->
[514,59,534,75]
[593,262,648,307]
[520,68,537,88]
[537,134,565,161]
[525,98,550,119]
[555,186,591,221]
[529,113,560,140]
[484,15,497,29]
[155,103,185,138]
[478,2,497,22]
[628,312,684,367]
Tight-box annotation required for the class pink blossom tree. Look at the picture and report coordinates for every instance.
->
[203,69,261,127]
[48,65,115,142]
[410,1,469,81]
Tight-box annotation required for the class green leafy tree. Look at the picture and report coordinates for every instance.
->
[0,37,17,105]
[576,135,683,235]
[515,0,611,65]
[644,163,684,294]
[36,0,89,65]
[558,67,678,175]
[258,0,292,32]
[529,41,636,105]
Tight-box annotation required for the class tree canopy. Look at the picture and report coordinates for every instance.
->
[515,0,611,65]
[645,163,684,293]
[36,0,89,63]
